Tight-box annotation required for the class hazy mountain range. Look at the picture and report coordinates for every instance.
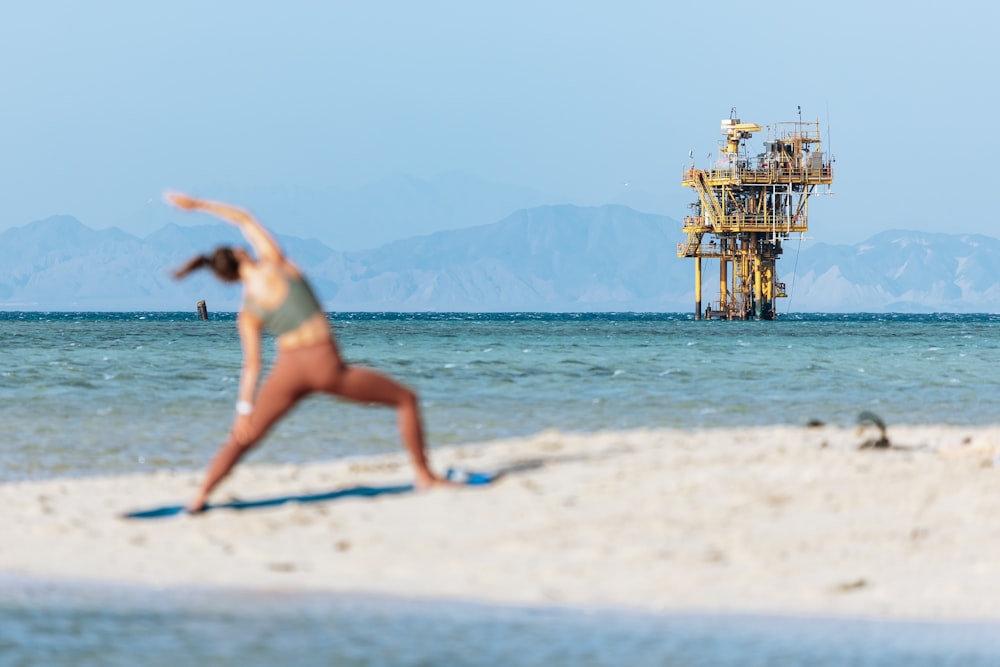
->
[1,205,998,313]
[118,171,683,252]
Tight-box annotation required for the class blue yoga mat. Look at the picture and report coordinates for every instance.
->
[122,468,497,520]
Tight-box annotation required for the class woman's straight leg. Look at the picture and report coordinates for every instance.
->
[189,352,307,510]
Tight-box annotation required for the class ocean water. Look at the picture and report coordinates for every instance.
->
[3,311,1000,664]
[4,578,1000,667]
[3,311,999,482]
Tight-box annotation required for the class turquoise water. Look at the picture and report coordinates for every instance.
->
[3,311,1000,663]
[2,311,999,482]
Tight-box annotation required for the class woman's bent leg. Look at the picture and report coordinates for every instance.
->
[331,365,441,488]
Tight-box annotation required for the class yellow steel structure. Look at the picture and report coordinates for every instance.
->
[678,108,834,320]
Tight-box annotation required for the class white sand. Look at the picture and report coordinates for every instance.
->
[4,425,1000,620]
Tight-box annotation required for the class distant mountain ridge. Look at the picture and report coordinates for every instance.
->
[112,172,680,251]
[116,172,568,252]
[1,208,998,313]
[787,230,1000,313]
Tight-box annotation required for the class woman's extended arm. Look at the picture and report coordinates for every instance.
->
[164,191,284,264]
[235,310,263,408]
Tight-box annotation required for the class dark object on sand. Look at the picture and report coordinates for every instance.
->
[857,410,891,449]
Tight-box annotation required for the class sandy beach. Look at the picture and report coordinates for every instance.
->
[4,424,1000,621]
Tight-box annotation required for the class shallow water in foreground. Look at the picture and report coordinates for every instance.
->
[3,578,1000,667]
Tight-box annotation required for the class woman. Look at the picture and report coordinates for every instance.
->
[167,191,448,512]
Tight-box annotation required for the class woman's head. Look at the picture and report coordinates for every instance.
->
[173,246,245,283]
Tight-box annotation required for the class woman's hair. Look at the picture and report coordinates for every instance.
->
[173,246,242,283]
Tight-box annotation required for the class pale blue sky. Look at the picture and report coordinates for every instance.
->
[1,1,997,246]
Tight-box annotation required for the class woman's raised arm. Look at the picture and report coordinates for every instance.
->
[164,191,284,264]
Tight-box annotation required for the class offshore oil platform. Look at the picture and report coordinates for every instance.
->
[678,108,834,320]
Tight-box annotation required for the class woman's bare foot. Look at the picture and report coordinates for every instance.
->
[187,494,209,514]
[414,472,458,491]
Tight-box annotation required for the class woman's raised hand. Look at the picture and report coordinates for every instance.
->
[164,191,201,211]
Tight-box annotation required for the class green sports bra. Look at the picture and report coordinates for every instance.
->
[244,273,324,336]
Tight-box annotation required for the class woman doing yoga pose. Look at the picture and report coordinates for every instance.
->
[167,192,448,512]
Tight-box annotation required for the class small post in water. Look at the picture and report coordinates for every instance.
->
[196,300,209,320]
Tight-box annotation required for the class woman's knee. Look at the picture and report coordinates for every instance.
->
[383,377,418,411]
[228,426,264,454]
[398,385,419,411]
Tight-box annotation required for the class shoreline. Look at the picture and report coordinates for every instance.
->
[6,570,1000,639]
[4,425,1000,621]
